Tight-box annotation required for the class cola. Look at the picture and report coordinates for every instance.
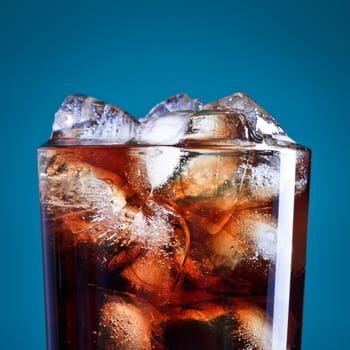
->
[38,93,310,350]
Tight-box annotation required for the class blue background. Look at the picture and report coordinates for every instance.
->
[1,0,349,348]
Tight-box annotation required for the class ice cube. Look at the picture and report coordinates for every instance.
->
[204,208,277,294]
[178,154,240,199]
[234,152,280,203]
[167,152,243,236]
[184,110,255,144]
[249,160,279,200]
[38,152,135,253]
[210,208,277,267]
[51,94,138,143]
[232,301,272,350]
[133,93,202,145]
[204,92,293,143]
[133,112,190,145]
[39,152,127,217]
[125,146,184,194]
[98,295,156,350]
[209,229,245,271]
[143,93,202,120]
[119,199,190,301]
[144,147,183,189]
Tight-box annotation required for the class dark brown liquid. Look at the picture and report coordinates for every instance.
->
[38,145,310,350]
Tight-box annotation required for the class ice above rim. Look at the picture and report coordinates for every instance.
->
[50,92,294,145]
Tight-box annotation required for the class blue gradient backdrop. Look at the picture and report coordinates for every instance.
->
[1,0,349,348]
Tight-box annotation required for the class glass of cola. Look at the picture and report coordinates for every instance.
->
[38,93,311,350]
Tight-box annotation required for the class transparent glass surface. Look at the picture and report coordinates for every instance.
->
[38,142,310,350]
